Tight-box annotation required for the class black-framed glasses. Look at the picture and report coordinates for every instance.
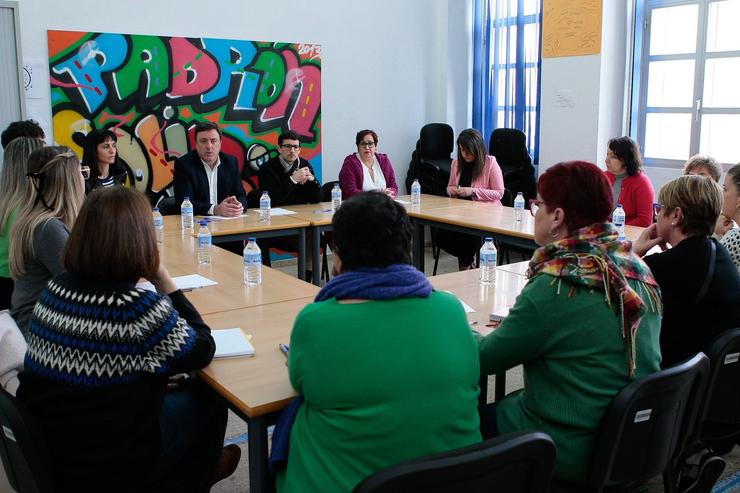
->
[281,144,300,150]
[359,141,376,148]
[529,199,544,217]
[80,166,91,179]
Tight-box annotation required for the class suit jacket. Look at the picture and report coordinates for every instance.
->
[173,150,248,215]
[258,157,321,207]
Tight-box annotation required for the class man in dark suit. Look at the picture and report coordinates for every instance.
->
[258,130,321,206]
[173,121,248,217]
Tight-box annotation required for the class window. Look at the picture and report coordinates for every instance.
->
[473,0,542,162]
[631,0,740,166]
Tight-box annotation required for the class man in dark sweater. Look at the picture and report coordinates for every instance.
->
[258,130,321,206]
[258,131,322,278]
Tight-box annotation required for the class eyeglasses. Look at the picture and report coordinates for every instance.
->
[653,203,663,217]
[529,199,544,217]
[359,141,376,148]
[281,144,300,150]
[80,166,91,179]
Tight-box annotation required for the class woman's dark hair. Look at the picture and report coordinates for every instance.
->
[607,136,643,176]
[81,128,120,179]
[456,128,488,183]
[332,192,412,270]
[355,129,379,146]
[64,187,159,282]
[538,161,614,232]
[27,146,71,173]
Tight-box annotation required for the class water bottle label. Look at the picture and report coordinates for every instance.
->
[198,236,211,248]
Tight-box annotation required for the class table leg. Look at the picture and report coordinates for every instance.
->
[297,228,306,281]
[247,414,273,493]
[312,227,321,286]
[413,221,425,273]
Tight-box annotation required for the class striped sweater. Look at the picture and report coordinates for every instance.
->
[17,272,215,492]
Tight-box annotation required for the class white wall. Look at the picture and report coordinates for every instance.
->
[16,0,457,186]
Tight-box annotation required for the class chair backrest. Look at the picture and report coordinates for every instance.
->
[586,353,710,487]
[322,180,339,202]
[417,162,443,196]
[488,128,531,167]
[352,431,556,493]
[698,328,740,432]
[156,196,178,216]
[418,123,454,159]
[0,389,53,493]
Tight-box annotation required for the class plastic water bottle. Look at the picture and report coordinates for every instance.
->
[479,237,497,286]
[613,204,626,240]
[259,191,271,222]
[152,207,164,243]
[513,192,525,222]
[331,183,342,211]
[243,238,262,285]
[181,196,194,232]
[196,220,212,264]
[411,179,421,206]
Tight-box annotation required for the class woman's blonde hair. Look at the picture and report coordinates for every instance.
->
[0,137,44,234]
[9,152,85,278]
[658,175,722,238]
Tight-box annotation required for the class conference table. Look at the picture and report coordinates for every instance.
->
[161,214,311,281]
[189,262,528,493]
[403,194,646,271]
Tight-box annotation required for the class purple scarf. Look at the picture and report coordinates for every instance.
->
[314,263,432,302]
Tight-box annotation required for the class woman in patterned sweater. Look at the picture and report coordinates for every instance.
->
[16,187,235,493]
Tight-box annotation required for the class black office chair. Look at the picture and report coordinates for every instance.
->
[352,431,556,493]
[0,389,54,493]
[406,123,453,196]
[552,353,710,493]
[666,328,740,492]
[488,128,536,204]
[156,196,179,216]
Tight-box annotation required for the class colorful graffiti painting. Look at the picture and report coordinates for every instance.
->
[48,30,322,198]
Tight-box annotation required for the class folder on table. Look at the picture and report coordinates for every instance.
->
[212,328,255,358]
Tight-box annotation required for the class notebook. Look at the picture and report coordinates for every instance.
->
[212,328,255,358]
[489,305,511,322]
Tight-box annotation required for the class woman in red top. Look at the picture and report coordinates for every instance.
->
[604,136,655,227]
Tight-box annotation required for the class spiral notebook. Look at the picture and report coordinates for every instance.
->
[212,328,255,358]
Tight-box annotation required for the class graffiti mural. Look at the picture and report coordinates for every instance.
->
[48,30,322,199]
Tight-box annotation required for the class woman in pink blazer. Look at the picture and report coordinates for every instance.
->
[438,129,505,269]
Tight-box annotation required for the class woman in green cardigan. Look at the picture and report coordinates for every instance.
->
[477,161,663,483]
[277,192,481,493]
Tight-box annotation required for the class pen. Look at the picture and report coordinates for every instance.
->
[279,343,290,356]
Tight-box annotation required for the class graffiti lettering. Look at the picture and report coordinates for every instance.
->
[49,30,322,197]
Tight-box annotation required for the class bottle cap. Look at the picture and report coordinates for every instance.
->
[248,237,256,242]
[617,203,623,207]
[199,220,208,226]
[485,237,493,242]
[153,207,159,212]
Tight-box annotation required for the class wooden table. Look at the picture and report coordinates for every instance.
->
[199,298,313,493]
[160,236,318,315]
[162,214,311,280]
[406,194,645,272]
[282,202,335,286]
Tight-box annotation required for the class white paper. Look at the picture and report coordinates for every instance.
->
[135,274,218,292]
[213,328,255,358]
[208,214,248,221]
[269,208,297,216]
[173,274,218,290]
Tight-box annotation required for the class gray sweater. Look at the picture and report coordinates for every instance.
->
[10,218,69,334]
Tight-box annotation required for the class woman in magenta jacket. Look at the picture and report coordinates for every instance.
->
[438,128,505,269]
[339,129,398,199]
[604,136,655,227]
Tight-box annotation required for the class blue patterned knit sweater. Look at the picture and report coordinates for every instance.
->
[16,272,215,492]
